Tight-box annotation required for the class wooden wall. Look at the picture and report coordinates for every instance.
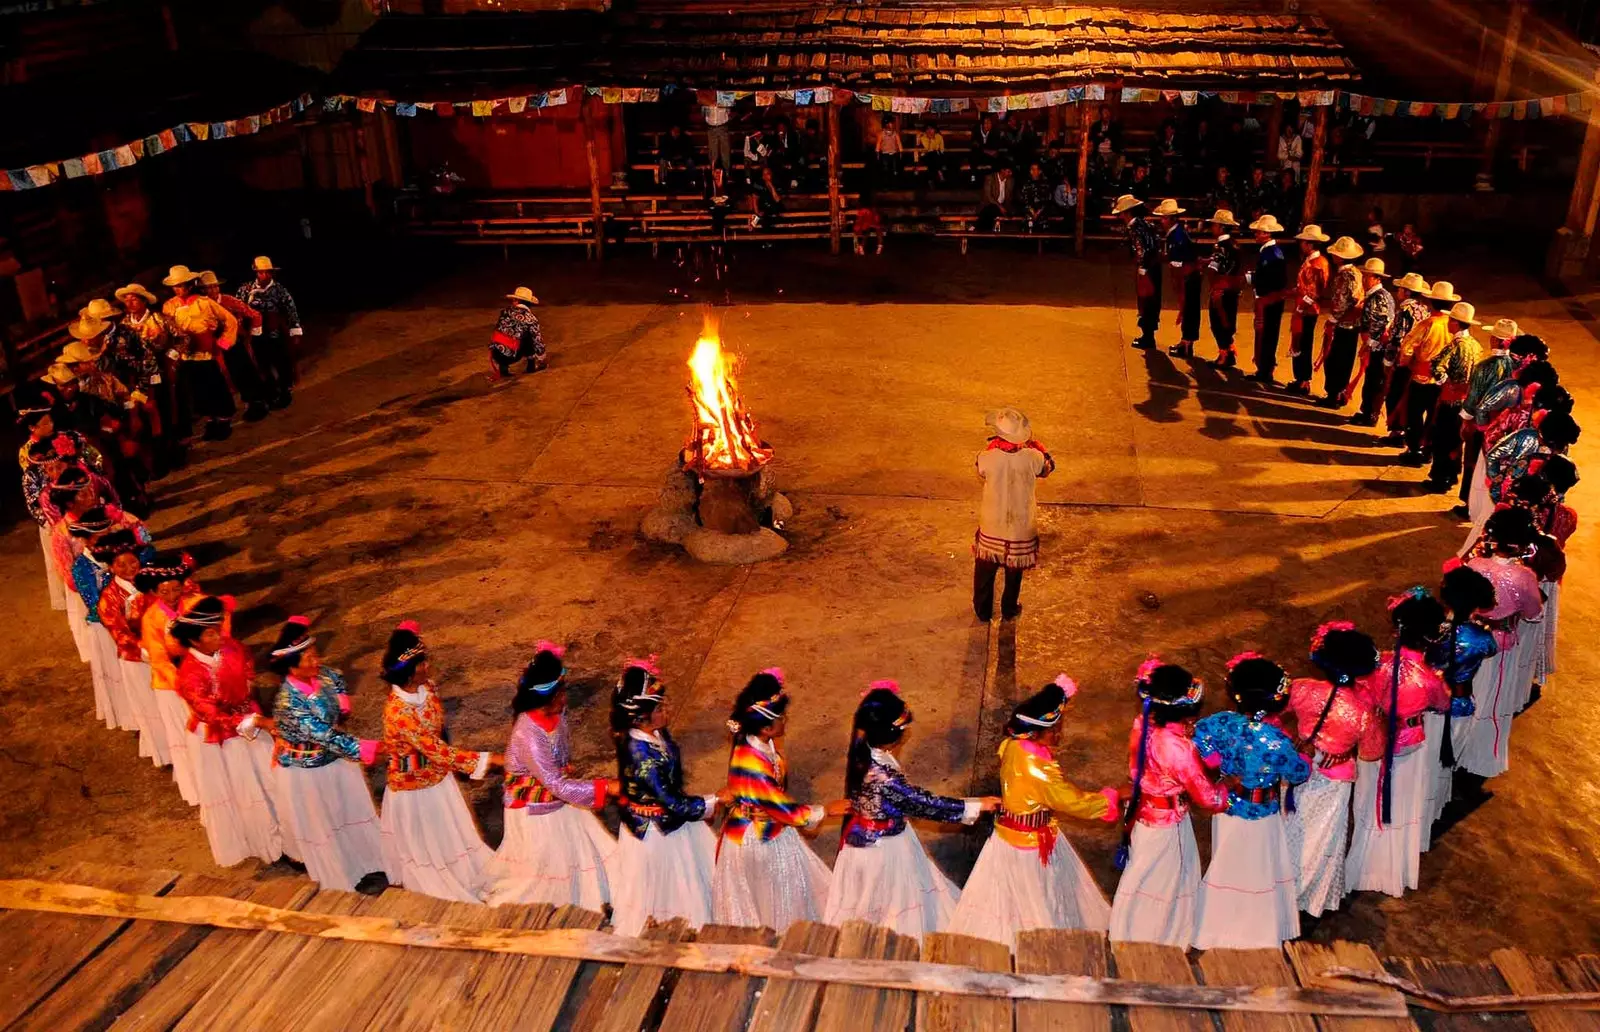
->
[405,99,619,190]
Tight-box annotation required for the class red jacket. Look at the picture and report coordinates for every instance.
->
[174,639,261,744]
[96,578,144,661]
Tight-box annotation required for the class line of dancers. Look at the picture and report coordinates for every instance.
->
[19,343,1576,951]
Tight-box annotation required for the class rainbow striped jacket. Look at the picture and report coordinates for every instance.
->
[722,738,821,845]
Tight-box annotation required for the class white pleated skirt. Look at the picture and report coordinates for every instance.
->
[1282,771,1352,917]
[41,525,66,611]
[949,832,1109,948]
[1420,712,1452,834]
[119,659,165,763]
[1344,749,1429,898]
[1458,454,1492,558]
[712,827,833,933]
[1537,581,1560,683]
[609,820,718,938]
[275,760,383,891]
[85,622,125,730]
[190,731,286,867]
[1109,818,1202,947]
[823,826,961,943]
[1456,642,1525,779]
[1192,812,1300,950]
[1505,619,1543,714]
[484,805,617,911]
[153,689,200,805]
[65,589,92,663]
[380,777,493,903]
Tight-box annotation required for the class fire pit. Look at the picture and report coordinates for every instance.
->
[641,315,790,564]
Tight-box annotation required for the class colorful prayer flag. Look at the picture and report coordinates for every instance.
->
[7,170,33,190]
[1180,91,1198,106]
[872,94,892,111]
[113,144,136,166]
[814,87,833,104]
[755,91,775,106]
[356,97,378,113]
[642,88,660,103]
[716,90,737,107]
[949,97,969,112]
[83,152,104,175]
[1121,87,1141,103]
[188,123,210,140]
[62,157,87,179]
[546,89,568,107]
[1068,86,1085,103]
[26,164,56,186]
[795,89,814,106]
[1087,85,1105,101]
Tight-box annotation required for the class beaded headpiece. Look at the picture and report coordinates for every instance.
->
[521,640,568,695]
[270,615,315,659]
[620,656,665,703]
[1135,653,1204,706]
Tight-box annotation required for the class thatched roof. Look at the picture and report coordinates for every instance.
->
[335,3,1357,100]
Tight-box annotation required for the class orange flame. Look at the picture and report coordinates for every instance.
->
[686,313,772,474]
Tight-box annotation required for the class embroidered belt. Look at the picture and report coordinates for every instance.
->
[840,812,896,846]
[180,353,215,362]
[1316,746,1356,769]
[1400,714,1426,730]
[622,799,666,819]
[997,808,1057,866]
[1222,777,1280,805]
[1139,793,1186,811]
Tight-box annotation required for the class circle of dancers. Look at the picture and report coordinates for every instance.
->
[17,328,1577,953]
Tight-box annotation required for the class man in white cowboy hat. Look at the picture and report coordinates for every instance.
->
[1204,209,1244,367]
[1423,299,1483,493]
[1154,199,1202,358]
[200,270,270,422]
[1381,271,1433,444]
[236,255,301,410]
[1393,279,1460,465]
[489,286,546,383]
[1315,235,1365,407]
[1246,214,1289,384]
[162,264,239,445]
[1454,317,1524,515]
[1350,257,1395,425]
[973,408,1055,621]
[1115,195,1163,350]
[1285,223,1330,394]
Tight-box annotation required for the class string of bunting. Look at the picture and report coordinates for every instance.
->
[1,93,316,192]
[1338,89,1595,120]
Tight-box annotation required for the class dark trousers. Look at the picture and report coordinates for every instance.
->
[1429,401,1465,485]
[1253,301,1284,376]
[1359,355,1391,421]
[1384,365,1411,434]
[1178,270,1202,342]
[222,344,267,408]
[1209,286,1240,350]
[973,558,1024,619]
[176,359,235,438]
[977,204,1006,231]
[1403,381,1442,455]
[1459,423,1485,503]
[1289,312,1317,385]
[252,332,296,405]
[1322,325,1360,401]
[1135,269,1162,339]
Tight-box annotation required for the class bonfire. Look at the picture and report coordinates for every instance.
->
[683,314,773,477]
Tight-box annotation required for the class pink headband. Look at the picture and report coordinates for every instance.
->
[1135,654,1163,684]
[761,666,785,685]
[1225,650,1263,673]
[1052,673,1079,699]
[536,639,567,660]
[625,654,660,677]
[864,678,899,699]
[396,619,421,634]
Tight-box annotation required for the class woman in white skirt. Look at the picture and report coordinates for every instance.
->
[45,467,99,665]
[713,670,843,932]
[1191,654,1310,950]
[1534,456,1579,685]
[952,676,1117,948]
[1457,510,1545,779]
[378,622,499,902]
[171,595,294,867]
[824,683,997,942]
[484,643,619,909]
[137,551,205,804]
[1282,626,1379,916]
[68,513,129,731]
[18,407,68,611]
[609,658,732,937]
[96,547,164,759]
[1425,565,1499,830]
[1345,590,1451,898]
[269,616,387,894]
[1109,660,1226,946]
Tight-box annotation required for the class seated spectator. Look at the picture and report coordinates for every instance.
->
[705,164,737,237]
[1239,166,1276,220]
[751,166,784,231]
[977,163,1015,231]
[1205,165,1238,217]
[1089,105,1122,164]
[876,117,904,183]
[1274,168,1302,228]
[1019,161,1053,232]
[1121,161,1153,202]
[916,123,947,184]
[1041,144,1069,185]
[1011,118,1041,166]
[657,124,699,191]
[1154,120,1183,179]
[1277,122,1303,181]
[771,118,799,188]
[1366,205,1388,257]
[1050,178,1078,227]
[1395,222,1424,276]
[742,126,771,184]
[1188,118,1216,182]
[1222,118,1251,175]
[974,114,1005,177]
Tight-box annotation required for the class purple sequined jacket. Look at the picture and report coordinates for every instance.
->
[503,711,605,814]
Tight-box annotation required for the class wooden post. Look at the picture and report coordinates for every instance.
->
[1074,101,1091,256]
[826,101,842,255]
[1565,79,1600,233]
[581,98,605,260]
[1300,105,1327,227]
[1263,96,1284,169]
[353,120,376,217]
[1480,0,1527,185]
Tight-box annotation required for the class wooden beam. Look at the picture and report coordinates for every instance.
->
[1075,100,1091,256]
[826,101,842,255]
[1566,95,1600,233]
[1481,0,1528,181]
[1300,105,1328,227]
[581,98,606,260]
[0,880,1411,1017]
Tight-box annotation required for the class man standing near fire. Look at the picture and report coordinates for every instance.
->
[236,256,302,411]
[973,408,1055,622]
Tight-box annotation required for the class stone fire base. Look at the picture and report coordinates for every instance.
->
[640,467,790,564]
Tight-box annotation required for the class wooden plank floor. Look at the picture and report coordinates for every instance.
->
[1015,928,1112,1032]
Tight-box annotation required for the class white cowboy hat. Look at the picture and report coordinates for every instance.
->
[68,315,107,341]
[1249,214,1285,234]
[1488,318,1520,339]
[198,270,224,287]
[505,286,540,305]
[1151,198,1185,217]
[1425,280,1461,303]
[1359,257,1388,277]
[1327,236,1364,260]
[61,339,104,364]
[252,255,279,272]
[1294,224,1330,243]
[41,362,77,386]
[114,283,158,305]
[161,264,200,286]
[81,298,120,320]
[1208,209,1238,227]
[987,407,1032,445]
[1393,272,1430,293]
[1447,301,1478,325]
[1111,194,1145,215]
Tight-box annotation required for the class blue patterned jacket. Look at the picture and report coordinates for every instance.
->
[1429,622,1498,716]
[273,669,364,769]
[618,729,707,838]
[1193,711,1309,819]
[842,750,970,847]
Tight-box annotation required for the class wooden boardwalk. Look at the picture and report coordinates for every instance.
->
[1,864,1596,1032]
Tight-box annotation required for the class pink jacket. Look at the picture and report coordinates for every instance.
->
[1126,717,1228,826]
[1285,678,1381,783]
[1358,649,1449,757]
[1467,555,1543,647]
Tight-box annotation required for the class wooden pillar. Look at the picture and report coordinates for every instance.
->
[826,101,842,255]
[1263,96,1284,168]
[354,120,376,217]
[1074,101,1091,256]
[1480,0,1527,184]
[1566,80,1600,233]
[160,3,179,50]
[1300,105,1327,227]
[581,98,605,260]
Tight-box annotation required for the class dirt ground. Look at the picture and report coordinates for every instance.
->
[1,243,1595,959]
